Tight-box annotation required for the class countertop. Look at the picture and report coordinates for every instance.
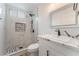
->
[38,34,79,49]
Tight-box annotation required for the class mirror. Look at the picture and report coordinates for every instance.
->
[50,3,77,27]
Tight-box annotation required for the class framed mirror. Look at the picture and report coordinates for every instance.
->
[50,3,78,27]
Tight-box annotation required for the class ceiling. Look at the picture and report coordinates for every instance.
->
[8,3,68,14]
[8,3,40,10]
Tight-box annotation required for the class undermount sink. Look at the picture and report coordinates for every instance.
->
[59,36,79,48]
[49,34,72,42]
[58,36,72,42]
[54,35,79,48]
[59,36,79,46]
[51,34,79,47]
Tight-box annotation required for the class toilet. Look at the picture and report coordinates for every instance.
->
[26,43,39,56]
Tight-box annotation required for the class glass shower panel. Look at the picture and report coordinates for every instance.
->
[9,8,18,17]
[0,7,2,18]
[0,8,2,15]
[18,10,26,18]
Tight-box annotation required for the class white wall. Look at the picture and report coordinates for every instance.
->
[38,3,79,38]
[38,4,55,35]
[0,3,6,55]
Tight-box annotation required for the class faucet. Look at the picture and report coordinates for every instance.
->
[55,29,61,36]
[64,30,71,37]
[75,34,79,38]
[64,30,75,38]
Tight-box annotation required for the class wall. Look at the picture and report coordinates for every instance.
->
[0,3,6,55]
[38,3,79,38]
[38,3,59,35]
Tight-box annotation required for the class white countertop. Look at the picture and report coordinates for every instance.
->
[38,34,79,49]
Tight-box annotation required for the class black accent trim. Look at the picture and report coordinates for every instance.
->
[47,50,49,56]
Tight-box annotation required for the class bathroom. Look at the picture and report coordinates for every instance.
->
[1,3,79,56]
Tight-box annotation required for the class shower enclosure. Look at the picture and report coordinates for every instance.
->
[0,3,38,55]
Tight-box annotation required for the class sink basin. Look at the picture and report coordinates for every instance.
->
[57,36,79,48]
[50,34,72,42]
[57,36,72,42]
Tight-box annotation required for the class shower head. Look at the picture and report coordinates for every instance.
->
[29,14,35,17]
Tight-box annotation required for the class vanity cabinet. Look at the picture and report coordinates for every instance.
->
[39,38,64,56]
[39,37,79,56]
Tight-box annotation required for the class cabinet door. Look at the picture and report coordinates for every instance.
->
[39,38,63,56]
[45,47,62,56]
[39,37,79,56]
[45,45,65,56]
[39,38,55,56]
[39,38,48,56]
[46,40,79,56]
[45,46,55,56]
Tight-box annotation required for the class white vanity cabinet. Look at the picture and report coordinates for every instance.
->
[39,38,65,56]
[39,37,79,56]
[39,38,55,56]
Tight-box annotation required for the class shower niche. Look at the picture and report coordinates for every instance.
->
[15,22,26,32]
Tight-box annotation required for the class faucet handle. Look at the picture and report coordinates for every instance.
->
[54,29,61,36]
[75,34,79,38]
[64,30,71,37]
